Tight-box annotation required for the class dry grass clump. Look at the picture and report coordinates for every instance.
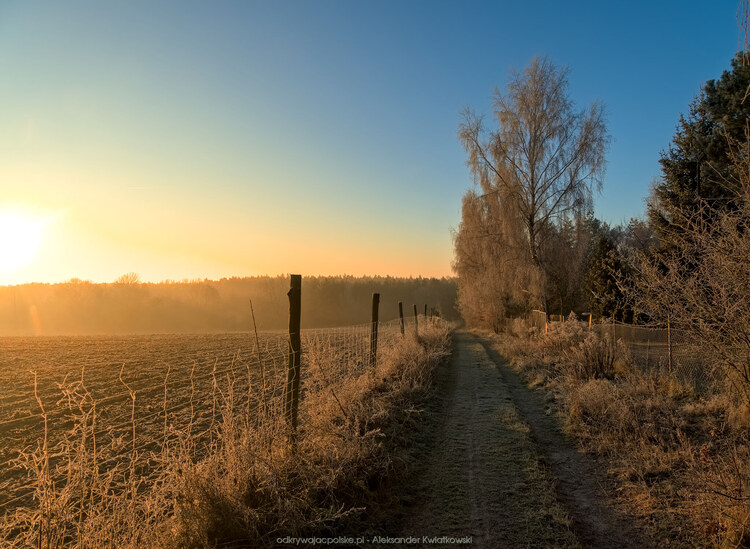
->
[489,321,750,547]
[165,323,451,547]
[502,320,620,386]
[2,372,172,548]
[509,317,537,339]
[535,317,587,356]
[562,332,619,380]
[690,430,750,547]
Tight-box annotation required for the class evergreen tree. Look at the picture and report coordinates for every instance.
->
[584,235,631,322]
[649,52,750,246]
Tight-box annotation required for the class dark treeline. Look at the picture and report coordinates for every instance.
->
[0,275,458,336]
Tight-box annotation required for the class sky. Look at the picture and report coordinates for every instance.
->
[0,1,741,285]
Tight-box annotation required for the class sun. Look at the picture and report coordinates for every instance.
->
[0,212,46,274]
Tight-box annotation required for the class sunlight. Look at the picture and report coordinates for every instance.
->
[0,211,46,273]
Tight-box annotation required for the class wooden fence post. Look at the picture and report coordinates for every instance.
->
[667,313,672,376]
[285,274,302,438]
[370,293,379,368]
[399,301,405,336]
[413,304,418,336]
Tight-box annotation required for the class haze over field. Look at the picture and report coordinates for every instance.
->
[0,1,739,286]
[0,275,458,335]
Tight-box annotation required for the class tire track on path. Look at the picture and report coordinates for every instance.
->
[398,332,579,548]
[475,332,653,549]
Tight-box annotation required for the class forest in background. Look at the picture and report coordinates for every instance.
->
[0,275,458,335]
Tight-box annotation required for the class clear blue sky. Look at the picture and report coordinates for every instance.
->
[0,1,741,283]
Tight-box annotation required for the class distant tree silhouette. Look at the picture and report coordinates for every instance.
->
[115,272,141,285]
[0,275,457,335]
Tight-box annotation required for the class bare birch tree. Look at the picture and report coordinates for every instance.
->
[458,56,607,312]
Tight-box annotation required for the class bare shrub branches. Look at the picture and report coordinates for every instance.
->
[630,140,750,404]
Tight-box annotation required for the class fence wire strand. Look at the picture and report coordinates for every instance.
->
[516,312,728,390]
[0,315,442,519]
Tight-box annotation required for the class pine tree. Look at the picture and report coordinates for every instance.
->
[649,53,750,246]
[584,235,630,322]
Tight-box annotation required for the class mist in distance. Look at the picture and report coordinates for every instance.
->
[0,275,458,336]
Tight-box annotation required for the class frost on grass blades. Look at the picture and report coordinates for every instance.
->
[0,317,452,547]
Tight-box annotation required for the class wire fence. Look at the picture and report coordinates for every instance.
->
[0,310,438,525]
[518,311,725,391]
[592,321,722,390]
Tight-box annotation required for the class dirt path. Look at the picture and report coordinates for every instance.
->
[396,331,651,548]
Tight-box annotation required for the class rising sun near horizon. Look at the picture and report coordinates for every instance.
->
[0,2,738,285]
[0,210,47,276]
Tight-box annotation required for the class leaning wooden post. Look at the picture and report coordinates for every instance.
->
[667,313,672,376]
[413,304,419,336]
[285,274,302,439]
[398,301,405,336]
[369,293,380,368]
[588,313,592,332]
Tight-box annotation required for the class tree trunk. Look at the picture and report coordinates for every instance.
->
[528,221,548,313]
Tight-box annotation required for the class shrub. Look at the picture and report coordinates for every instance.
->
[562,332,617,380]
[540,320,587,356]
